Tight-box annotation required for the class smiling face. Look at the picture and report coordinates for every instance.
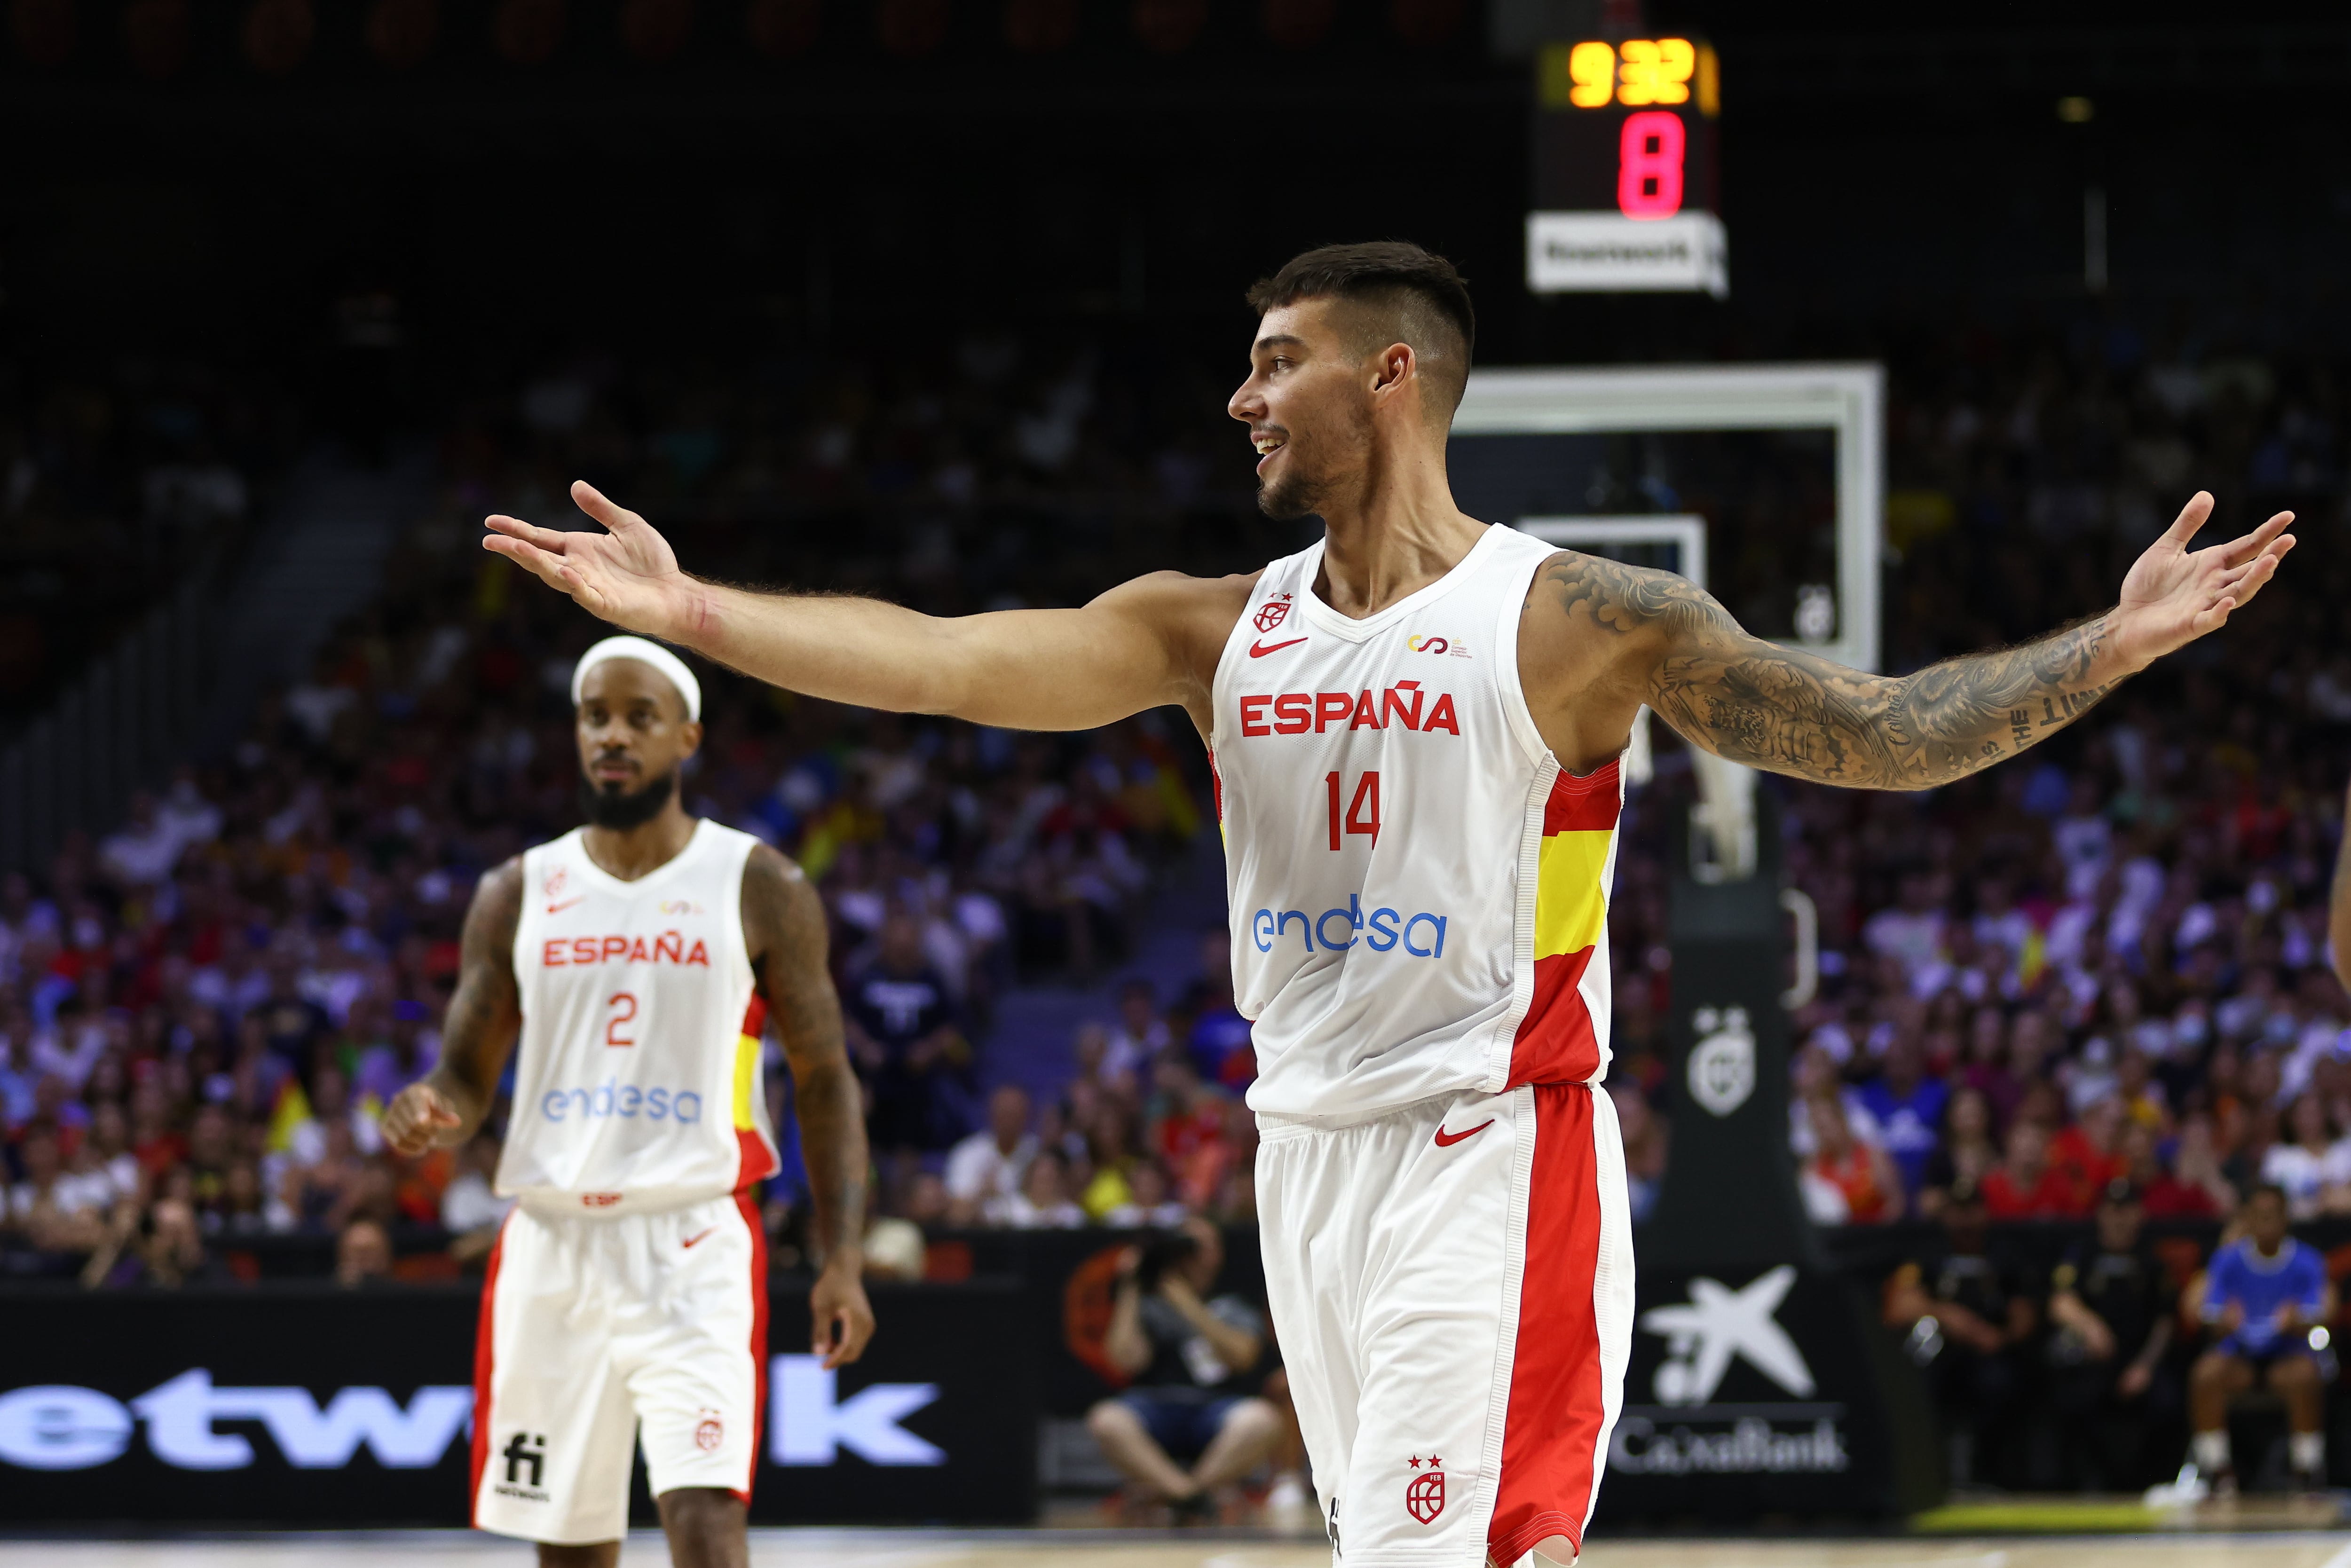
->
[575,657,702,829]
[1228,298,1383,521]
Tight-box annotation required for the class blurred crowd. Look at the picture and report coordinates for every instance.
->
[8,310,2351,1320]
[0,357,288,723]
[0,331,1230,1284]
[1596,319,2351,1237]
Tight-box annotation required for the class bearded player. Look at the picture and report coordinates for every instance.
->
[481,244,2291,1566]
[383,637,874,1567]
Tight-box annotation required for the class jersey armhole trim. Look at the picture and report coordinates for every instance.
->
[1494,541,1562,773]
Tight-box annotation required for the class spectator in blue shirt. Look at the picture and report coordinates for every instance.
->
[2187,1184,2335,1492]
[1856,1036,1948,1196]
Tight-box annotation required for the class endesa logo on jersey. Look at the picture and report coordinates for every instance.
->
[539,1078,706,1124]
[1251,894,1448,958]
[542,930,711,968]
[1238,679,1460,738]
[1407,633,1471,658]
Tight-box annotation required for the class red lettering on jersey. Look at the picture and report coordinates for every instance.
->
[573,936,599,964]
[1423,693,1460,734]
[601,935,630,962]
[1273,693,1311,734]
[1349,690,1381,730]
[582,1192,623,1208]
[1315,692,1355,732]
[686,939,710,967]
[1241,695,1271,737]
[1382,681,1423,730]
[628,936,650,962]
[655,931,684,964]
[544,939,567,967]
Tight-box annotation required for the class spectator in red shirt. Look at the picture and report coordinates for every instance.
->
[2124,1119,2225,1218]
[1803,1092,1903,1223]
[1981,1120,2086,1219]
[1149,1050,1229,1172]
[2049,1095,2128,1204]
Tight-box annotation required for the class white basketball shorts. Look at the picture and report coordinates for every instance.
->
[1258,1082,1634,1567]
[470,1191,768,1544]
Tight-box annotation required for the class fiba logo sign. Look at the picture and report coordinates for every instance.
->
[1403,1455,1444,1523]
[1253,593,1294,633]
[1686,1006,1754,1119]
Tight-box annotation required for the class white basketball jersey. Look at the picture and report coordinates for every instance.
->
[498,819,780,1214]
[1210,524,1624,1127]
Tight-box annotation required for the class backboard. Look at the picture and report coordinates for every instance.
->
[1450,362,1884,676]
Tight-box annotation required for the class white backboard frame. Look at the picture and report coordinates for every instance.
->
[1515,514,1708,592]
[1452,363,1884,674]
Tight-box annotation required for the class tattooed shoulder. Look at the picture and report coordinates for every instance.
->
[1541,552,1738,641]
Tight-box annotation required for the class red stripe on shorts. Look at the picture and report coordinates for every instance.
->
[733,1189,771,1505]
[1488,1084,1606,1565]
[467,1212,512,1527]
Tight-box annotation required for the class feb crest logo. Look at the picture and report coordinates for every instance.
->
[1686,1006,1754,1119]
[1254,593,1293,634]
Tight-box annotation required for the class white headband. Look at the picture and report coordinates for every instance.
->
[571,636,702,722]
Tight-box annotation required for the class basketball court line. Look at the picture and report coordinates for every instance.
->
[4,1532,2351,1568]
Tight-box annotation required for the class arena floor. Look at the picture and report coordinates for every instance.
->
[6,1530,2350,1568]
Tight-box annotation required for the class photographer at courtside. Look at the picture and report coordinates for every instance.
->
[1085,1218,1281,1523]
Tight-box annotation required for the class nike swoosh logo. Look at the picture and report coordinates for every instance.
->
[681,1228,716,1249]
[1248,637,1308,658]
[1433,1119,1494,1148]
[546,896,587,914]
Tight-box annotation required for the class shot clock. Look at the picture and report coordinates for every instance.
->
[1526,36,1727,299]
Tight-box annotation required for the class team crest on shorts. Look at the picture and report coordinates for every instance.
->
[695,1410,725,1451]
[1254,593,1294,633]
[1404,1455,1444,1523]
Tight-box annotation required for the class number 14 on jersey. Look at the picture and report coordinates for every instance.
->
[1325,771,1381,850]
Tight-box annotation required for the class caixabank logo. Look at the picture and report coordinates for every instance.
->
[0,1357,944,1474]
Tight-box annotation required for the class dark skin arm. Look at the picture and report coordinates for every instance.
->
[383,858,526,1151]
[741,843,875,1369]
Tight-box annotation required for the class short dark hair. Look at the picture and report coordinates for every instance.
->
[2248,1181,2289,1209]
[1246,241,1476,420]
[1135,1226,1201,1292]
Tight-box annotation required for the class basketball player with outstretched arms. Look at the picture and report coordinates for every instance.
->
[482,244,2292,1566]
[382,638,874,1568]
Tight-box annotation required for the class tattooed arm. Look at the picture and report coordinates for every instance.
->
[1527,491,2295,787]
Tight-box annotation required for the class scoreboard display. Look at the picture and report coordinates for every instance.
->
[1527,37,1727,298]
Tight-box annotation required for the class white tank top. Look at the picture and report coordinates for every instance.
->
[1210,524,1623,1127]
[497,819,780,1215]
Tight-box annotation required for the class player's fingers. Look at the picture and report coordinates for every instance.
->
[483,533,571,582]
[2158,489,2214,546]
[571,480,647,535]
[486,536,606,609]
[2217,510,2293,567]
[831,1307,875,1367]
[483,513,574,551]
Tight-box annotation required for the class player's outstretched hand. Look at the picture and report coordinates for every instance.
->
[382,1081,466,1158]
[482,481,695,640]
[2108,490,2295,670]
[812,1260,876,1370]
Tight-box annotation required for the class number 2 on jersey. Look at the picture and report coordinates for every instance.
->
[605,991,638,1048]
[1324,771,1381,850]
